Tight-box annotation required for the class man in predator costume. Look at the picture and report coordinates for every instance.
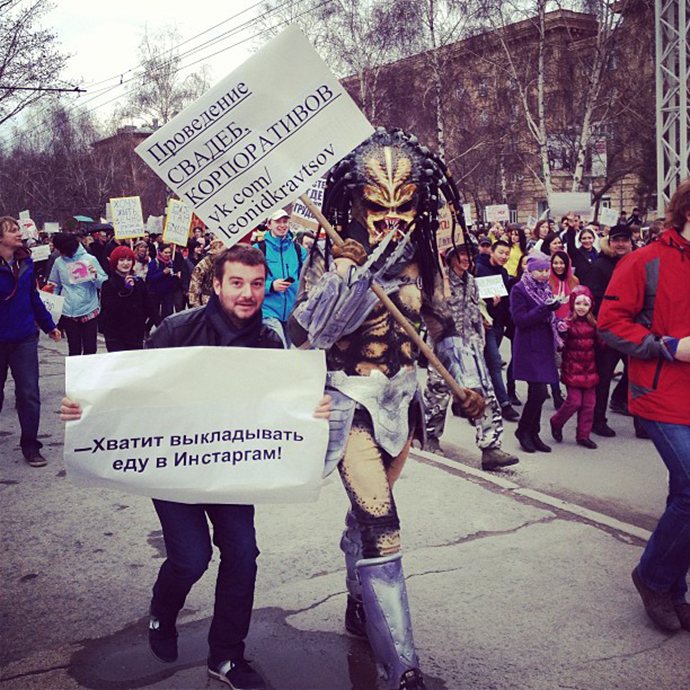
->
[289,129,485,689]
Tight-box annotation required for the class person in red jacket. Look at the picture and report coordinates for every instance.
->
[598,181,690,633]
[549,285,599,449]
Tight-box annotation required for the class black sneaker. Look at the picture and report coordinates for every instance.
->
[149,616,178,663]
[577,438,598,450]
[508,393,522,407]
[592,422,616,438]
[23,450,47,467]
[208,658,266,689]
[501,405,520,422]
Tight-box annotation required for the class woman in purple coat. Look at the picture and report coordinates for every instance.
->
[510,251,562,453]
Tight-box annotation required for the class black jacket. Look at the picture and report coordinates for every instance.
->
[100,274,150,343]
[582,239,621,316]
[148,292,283,350]
[565,226,597,282]
[475,259,511,328]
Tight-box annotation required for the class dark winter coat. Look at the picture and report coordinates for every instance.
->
[148,292,283,350]
[565,226,597,282]
[582,238,623,315]
[560,287,599,389]
[509,280,558,384]
[475,258,511,328]
[100,274,150,344]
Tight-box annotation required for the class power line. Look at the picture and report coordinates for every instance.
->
[0,86,86,93]
[1,0,332,147]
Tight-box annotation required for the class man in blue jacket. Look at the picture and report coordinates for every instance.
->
[0,216,61,467]
[255,209,306,347]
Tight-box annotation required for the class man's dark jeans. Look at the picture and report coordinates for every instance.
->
[151,500,259,664]
[638,419,690,603]
[0,333,42,454]
[484,324,509,408]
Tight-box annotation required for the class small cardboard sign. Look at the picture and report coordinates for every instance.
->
[476,275,508,299]
[485,204,510,223]
[598,206,619,227]
[39,291,65,323]
[31,245,51,262]
[111,196,145,240]
[291,178,327,231]
[547,192,591,218]
[462,204,474,225]
[43,222,60,234]
[19,218,38,240]
[163,200,194,247]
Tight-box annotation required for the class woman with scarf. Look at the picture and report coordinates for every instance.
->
[510,251,562,453]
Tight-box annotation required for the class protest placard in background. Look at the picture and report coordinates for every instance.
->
[39,291,65,323]
[485,204,510,223]
[462,204,474,225]
[31,245,51,262]
[64,347,328,504]
[43,222,59,234]
[598,206,620,227]
[136,25,374,248]
[291,177,327,231]
[547,192,591,219]
[163,199,194,246]
[476,275,508,299]
[110,196,145,240]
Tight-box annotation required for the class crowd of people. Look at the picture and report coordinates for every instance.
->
[424,208,660,464]
[2,157,688,689]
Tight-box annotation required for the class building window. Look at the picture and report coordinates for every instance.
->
[601,197,611,209]
[537,199,548,217]
[509,207,519,223]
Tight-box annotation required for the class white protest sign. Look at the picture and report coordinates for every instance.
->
[599,206,619,227]
[105,203,113,223]
[462,204,474,225]
[19,210,30,220]
[146,215,164,236]
[30,244,51,262]
[110,196,145,239]
[476,275,508,299]
[291,177,327,231]
[163,199,194,246]
[136,25,374,248]
[485,204,510,223]
[547,192,591,218]
[39,291,65,323]
[527,216,537,229]
[64,347,328,504]
[435,204,467,254]
[43,222,59,234]
[19,217,38,240]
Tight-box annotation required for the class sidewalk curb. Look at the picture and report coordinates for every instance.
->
[411,449,652,542]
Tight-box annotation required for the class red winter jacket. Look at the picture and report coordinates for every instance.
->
[598,228,690,425]
[560,286,599,389]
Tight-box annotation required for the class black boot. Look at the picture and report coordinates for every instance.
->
[531,433,552,452]
[515,428,535,453]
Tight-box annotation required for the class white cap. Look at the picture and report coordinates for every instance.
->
[270,209,289,221]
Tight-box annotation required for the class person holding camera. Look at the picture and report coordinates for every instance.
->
[253,209,306,348]
[100,246,150,352]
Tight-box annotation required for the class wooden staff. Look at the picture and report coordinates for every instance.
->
[299,194,467,402]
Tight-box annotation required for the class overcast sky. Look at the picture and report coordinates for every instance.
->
[44,0,268,118]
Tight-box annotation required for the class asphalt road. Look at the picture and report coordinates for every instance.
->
[1,336,687,689]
